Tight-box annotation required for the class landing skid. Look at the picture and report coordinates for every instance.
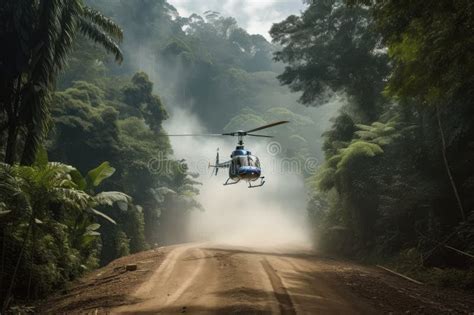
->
[248,177,265,188]
[223,178,240,186]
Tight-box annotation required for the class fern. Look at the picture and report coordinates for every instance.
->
[336,141,384,173]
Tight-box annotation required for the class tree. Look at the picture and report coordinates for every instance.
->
[122,72,169,133]
[270,0,389,121]
[274,0,474,272]
[0,0,123,165]
[367,0,474,222]
[49,70,202,257]
[354,0,474,104]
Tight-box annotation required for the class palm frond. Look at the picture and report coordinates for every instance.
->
[151,187,177,203]
[78,17,123,63]
[52,0,83,72]
[0,163,22,196]
[31,0,63,86]
[53,187,92,210]
[94,191,131,207]
[0,163,32,214]
[82,6,123,41]
[355,123,372,131]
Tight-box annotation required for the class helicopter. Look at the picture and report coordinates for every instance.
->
[166,120,289,188]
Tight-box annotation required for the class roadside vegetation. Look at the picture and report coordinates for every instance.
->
[0,0,200,309]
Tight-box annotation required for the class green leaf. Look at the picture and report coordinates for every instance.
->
[34,218,43,224]
[94,191,131,207]
[336,141,384,172]
[88,208,116,224]
[34,146,49,168]
[83,230,101,237]
[136,205,143,213]
[70,169,87,191]
[117,201,128,211]
[86,223,101,231]
[86,162,116,187]
[0,210,11,217]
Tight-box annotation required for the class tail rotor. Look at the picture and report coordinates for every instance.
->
[214,148,219,176]
[208,148,220,176]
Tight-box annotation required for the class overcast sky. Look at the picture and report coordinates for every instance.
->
[168,0,307,41]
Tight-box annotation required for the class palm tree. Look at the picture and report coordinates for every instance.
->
[0,0,124,165]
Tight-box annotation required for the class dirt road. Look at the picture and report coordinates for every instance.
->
[43,242,474,314]
[105,243,473,314]
[111,243,370,314]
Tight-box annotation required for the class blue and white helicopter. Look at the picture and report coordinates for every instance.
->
[167,120,289,188]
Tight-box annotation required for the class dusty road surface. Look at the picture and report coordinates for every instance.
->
[43,242,474,314]
[113,243,374,314]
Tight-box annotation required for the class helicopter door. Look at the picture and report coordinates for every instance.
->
[229,157,239,178]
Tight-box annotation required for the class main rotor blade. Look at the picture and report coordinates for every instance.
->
[245,120,289,133]
[161,134,224,137]
[247,134,273,138]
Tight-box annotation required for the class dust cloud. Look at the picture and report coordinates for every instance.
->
[126,27,314,249]
[163,107,312,249]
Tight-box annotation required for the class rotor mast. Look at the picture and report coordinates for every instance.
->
[237,132,244,146]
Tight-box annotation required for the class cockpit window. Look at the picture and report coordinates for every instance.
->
[248,155,260,167]
[238,156,249,167]
[234,155,260,168]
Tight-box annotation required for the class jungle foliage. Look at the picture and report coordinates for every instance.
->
[272,0,474,286]
[0,0,201,307]
[1,0,332,305]
[0,0,123,166]
[0,153,130,307]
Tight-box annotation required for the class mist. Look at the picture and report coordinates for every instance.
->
[102,1,339,249]
[163,107,312,248]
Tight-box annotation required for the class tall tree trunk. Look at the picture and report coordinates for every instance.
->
[2,218,32,313]
[0,228,6,298]
[20,128,37,166]
[4,121,18,165]
[436,104,466,222]
[4,77,22,165]
[0,122,7,134]
[26,222,37,301]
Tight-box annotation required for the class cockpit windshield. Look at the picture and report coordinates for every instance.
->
[236,155,260,168]
[248,155,260,167]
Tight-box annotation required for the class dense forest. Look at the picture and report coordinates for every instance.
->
[272,0,474,288]
[1,0,473,310]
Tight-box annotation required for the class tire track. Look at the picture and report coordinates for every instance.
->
[164,247,206,305]
[261,258,296,315]
[134,244,187,297]
[134,243,204,300]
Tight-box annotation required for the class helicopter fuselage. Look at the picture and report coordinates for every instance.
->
[228,148,261,182]
[209,146,265,187]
